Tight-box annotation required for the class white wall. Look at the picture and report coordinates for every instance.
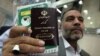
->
[83,0,100,28]
[0,12,6,27]
[78,34,100,56]
[0,0,14,26]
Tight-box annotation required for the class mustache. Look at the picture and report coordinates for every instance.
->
[63,26,84,34]
[71,26,83,32]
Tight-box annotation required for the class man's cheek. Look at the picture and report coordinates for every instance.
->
[62,24,70,30]
[81,24,85,30]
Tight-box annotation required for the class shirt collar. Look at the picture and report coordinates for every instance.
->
[61,36,81,53]
[62,37,71,48]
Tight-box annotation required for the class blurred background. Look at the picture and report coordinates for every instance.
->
[0,0,100,56]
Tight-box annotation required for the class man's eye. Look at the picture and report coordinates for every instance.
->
[78,16,84,22]
[65,16,75,21]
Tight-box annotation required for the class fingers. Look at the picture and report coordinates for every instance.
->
[3,37,45,55]
[3,51,29,56]
[9,26,30,38]
[4,36,45,46]
[3,52,14,56]
[3,43,45,55]
[3,26,45,56]
[19,44,45,53]
[18,37,45,46]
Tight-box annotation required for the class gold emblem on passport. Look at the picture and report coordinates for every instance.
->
[41,10,48,16]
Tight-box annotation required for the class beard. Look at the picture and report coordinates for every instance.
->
[62,27,83,41]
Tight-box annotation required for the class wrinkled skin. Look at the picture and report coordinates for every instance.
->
[2,26,45,56]
[61,10,84,41]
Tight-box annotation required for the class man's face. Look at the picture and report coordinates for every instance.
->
[61,10,84,41]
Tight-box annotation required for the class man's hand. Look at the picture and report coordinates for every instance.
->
[2,26,45,56]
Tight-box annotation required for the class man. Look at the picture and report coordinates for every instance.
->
[59,8,90,56]
[2,8,90,56]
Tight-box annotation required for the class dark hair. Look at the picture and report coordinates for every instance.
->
[60,7,81,21]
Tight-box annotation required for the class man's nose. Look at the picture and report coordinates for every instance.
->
[73,18,80,26]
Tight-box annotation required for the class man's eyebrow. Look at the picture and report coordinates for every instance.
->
[77,16,84,18]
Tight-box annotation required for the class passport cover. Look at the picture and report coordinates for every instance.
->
[31,8,59,50]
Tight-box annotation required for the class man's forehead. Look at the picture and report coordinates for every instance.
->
[65,10,81,16]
